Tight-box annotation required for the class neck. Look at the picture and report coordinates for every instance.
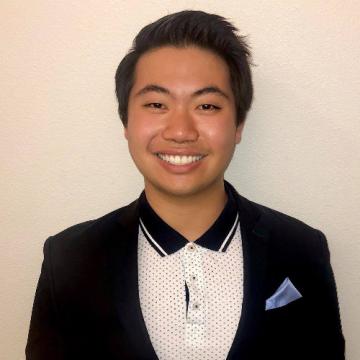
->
[144,180,228,241]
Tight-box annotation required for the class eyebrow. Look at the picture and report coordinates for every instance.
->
[134,84,230,100]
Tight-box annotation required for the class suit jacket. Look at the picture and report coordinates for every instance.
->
[26,182,345,359]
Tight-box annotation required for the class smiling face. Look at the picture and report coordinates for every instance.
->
[125,46,244,200]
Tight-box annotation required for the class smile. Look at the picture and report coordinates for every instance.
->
[156,153,205,165]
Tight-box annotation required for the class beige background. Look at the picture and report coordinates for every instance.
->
[1,1,359,359]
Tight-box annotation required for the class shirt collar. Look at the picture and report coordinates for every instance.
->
[139,182,239,257]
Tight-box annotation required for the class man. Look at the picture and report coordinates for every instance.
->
[26,10,345,360]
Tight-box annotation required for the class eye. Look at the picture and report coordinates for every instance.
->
[198,104,221,111]
[144,103,165,109]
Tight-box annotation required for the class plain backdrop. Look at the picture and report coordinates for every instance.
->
[1,1,359,359]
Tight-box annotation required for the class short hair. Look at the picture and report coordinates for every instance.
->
[115,10,253,127]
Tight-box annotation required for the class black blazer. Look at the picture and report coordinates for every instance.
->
[26,182,345,359]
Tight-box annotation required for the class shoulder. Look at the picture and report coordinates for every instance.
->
[251,198,319,235]
[231,185,330,263]
[229,179,318,235]
[43,198,139,257]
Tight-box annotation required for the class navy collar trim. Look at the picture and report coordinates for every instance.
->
[139,183,239,257]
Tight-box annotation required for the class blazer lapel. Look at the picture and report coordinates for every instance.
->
[106,199,158,358]
[226,183,270,358]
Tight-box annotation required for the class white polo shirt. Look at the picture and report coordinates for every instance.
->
[138,186,243,360]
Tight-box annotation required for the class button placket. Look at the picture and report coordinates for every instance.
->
[183,243,205,325]
[182,243,207,345]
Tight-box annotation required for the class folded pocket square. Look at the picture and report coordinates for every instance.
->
[265,277,302,310]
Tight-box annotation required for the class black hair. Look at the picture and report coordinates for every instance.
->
[115,10,253,127]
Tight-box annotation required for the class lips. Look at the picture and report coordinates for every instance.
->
[156,153,205,165]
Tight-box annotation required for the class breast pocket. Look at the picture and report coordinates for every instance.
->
[263,298,314,359]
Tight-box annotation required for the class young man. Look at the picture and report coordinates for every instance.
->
[26,10,344,360]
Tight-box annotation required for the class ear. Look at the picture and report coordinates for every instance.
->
[235,121,245,144]
[123,126,129,140]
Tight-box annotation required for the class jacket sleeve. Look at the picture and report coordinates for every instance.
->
[312,230,345,358]
[26,237,65,360]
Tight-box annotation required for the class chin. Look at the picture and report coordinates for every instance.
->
[147,177,223,199]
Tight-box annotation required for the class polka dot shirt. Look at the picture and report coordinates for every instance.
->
[137,186,244,360]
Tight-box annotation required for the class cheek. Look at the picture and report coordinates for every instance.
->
[203,122,237,152]
[126,117,161,154]
[127,112,152,139]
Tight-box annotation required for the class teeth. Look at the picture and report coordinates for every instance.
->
[157,153,204,165]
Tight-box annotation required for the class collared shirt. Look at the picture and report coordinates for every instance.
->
[137,185,243,360]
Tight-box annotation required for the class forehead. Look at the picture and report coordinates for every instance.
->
[131,46,232,96]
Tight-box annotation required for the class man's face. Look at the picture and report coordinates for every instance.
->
[125,46,244,199]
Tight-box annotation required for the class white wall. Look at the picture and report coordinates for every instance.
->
[1,1,359,358]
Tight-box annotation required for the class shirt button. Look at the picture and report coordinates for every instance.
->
[192,302,200,310]
[191,274,197,281]
[187,243,196,251]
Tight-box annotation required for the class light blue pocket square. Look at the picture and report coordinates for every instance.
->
[265,277,302,311]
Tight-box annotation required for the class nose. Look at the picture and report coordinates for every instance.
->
[162,108,199,143]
